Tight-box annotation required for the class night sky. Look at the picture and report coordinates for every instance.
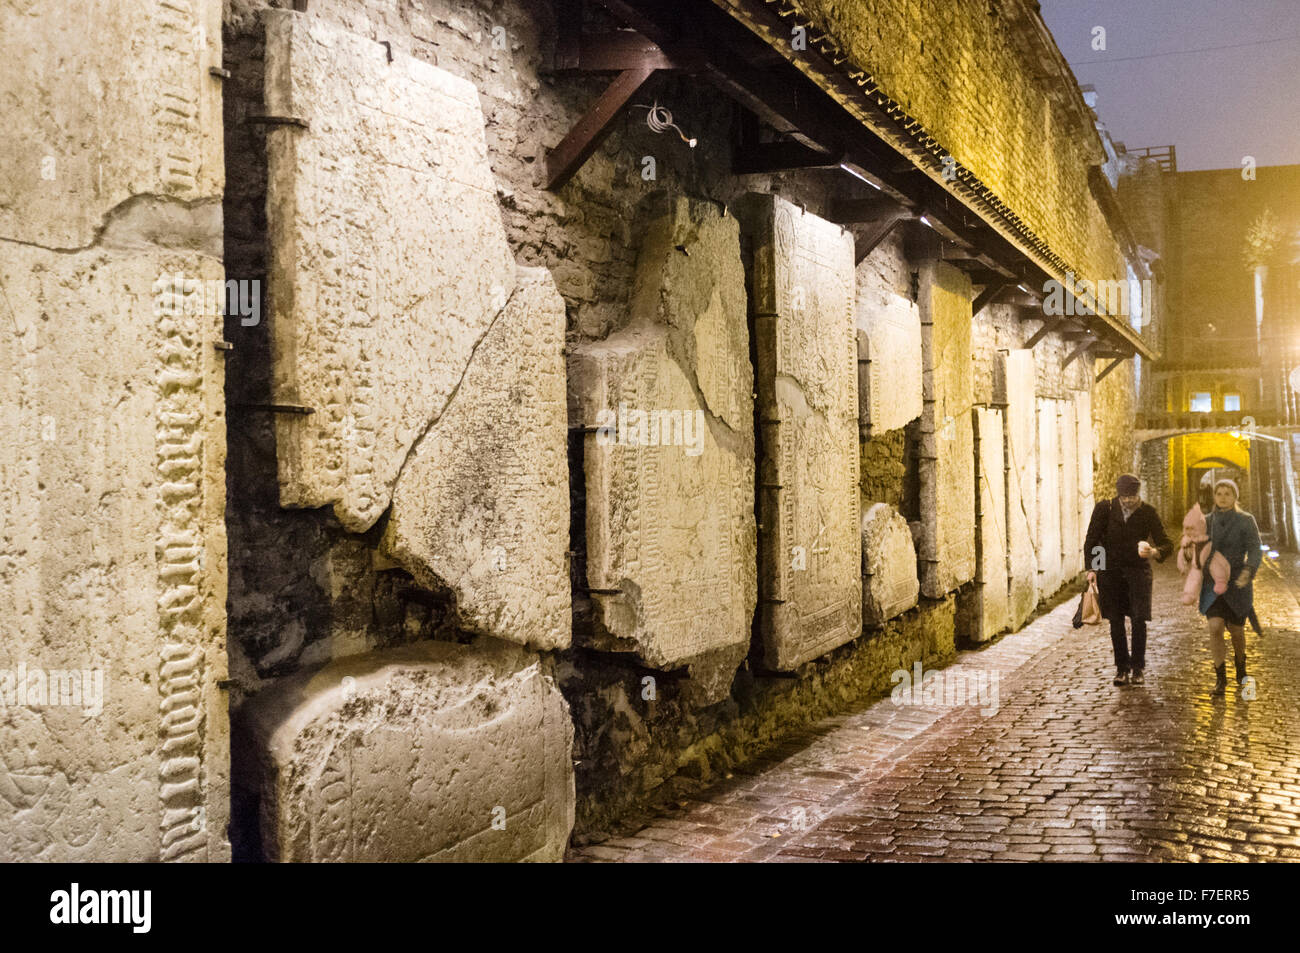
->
[1040,0,1300,171]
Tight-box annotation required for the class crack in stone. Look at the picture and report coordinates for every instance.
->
[1,193,223,258]
[382,280,518,525]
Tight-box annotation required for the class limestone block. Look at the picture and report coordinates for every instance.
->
[264,10,517,531]
[861,503,919,625]
[856,276,922,435]
[237,640,574,862]
[739,193,862,671]
[1036,398,1063,597]
[964,407,1009,641]
[572,197,754,700]
[380,267,570,650]
[917,261,976,598]
[1059,396,1081,578]
[0,0,224,248]
[1000,350,1038,627]
[1075,389,1094,556]
[0,245,228,861]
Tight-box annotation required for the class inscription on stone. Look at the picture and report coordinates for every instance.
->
[740,194,861,671]
[382,267,571,651]
[238,641,574,862]
[572,198,754,699]
[264,10,517,531]
[1000,350,1039,627]
[917,262,976,598]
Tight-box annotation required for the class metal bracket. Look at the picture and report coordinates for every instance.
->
[231,403,315,415]
[247,114,310,130]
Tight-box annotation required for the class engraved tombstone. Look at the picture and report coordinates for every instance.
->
[738,194,862,670]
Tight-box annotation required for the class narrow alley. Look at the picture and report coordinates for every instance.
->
[571,562,1300,862]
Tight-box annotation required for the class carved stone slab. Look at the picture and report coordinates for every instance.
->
[1059,396,1081,578]
[264,10,517,531]
[571,198,755,702]
[237,640,574,862]
[1075,389,1094,565]
[1036,398,1063,597]
[0,246,229,862]
[0,0,224,248]
[739,194,861,671]
[381,267,571,651]
[1000,350,1039,627]
[918,261,976,598]
[963,407,1010,641]
[856,279,922,435]
[861,503,920,625]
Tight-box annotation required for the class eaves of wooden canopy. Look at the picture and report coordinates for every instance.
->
[544,0,1157,371]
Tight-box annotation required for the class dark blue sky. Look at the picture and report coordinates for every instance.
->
[1040,0,1300,171]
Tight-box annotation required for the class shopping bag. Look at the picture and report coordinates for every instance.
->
[1074,580,1102,629]
[1081,581,1101,625]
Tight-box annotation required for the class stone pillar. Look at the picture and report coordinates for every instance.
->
[739,194,862,671]
[0,0,228,860]
[572,196,755,703]
[917,262,977,598]
[998,350,1039,627]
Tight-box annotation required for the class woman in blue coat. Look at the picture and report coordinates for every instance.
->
[1200,479,1263,696]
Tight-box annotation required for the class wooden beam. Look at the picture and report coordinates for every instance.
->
[828,197,899,224]
[972,283,1009,316]
[733,140,842,174]
[545,66,656,190]
[1095,356,1127,382]
[1063,335,1098,367]
[854,214,909,264]
[552,31,706,72]
[1024,318,1060,349]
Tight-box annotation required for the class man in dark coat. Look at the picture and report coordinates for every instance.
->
[1084,474,1174,686]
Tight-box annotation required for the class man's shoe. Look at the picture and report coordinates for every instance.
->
[1211,663,1228,697]
[1130,669,1145,685]
[1114,668,1129,686]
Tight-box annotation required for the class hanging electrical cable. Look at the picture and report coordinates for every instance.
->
[631,101,697,148]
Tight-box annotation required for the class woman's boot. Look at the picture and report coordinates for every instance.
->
[1234,654,1248,686]
[1212,664,1228,696]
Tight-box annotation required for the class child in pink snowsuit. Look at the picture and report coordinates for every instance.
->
[1179,499,1230,603]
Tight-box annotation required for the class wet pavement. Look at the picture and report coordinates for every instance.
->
[569,559,1300,862]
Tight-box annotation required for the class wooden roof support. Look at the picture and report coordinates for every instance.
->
[545,66,657,190]
[972,282,1009,316]
[1095,356,1127,382]
[733,140,844,173]
[1024,317,1060,349]
[1063,335,1098,367]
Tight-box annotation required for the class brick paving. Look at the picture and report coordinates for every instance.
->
[569,560,1300,862]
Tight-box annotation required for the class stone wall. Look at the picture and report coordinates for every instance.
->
[2,0,1142,859]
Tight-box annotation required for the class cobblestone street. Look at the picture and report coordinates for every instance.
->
[571,561,1300,862]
